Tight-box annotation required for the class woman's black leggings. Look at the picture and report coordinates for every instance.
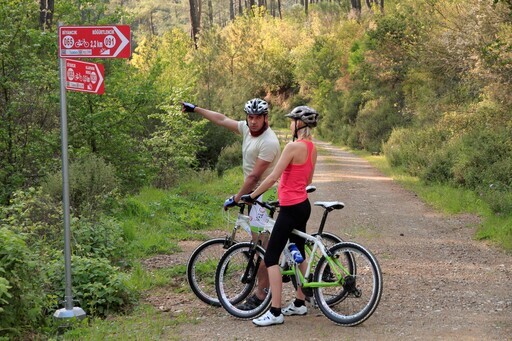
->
[264,199,311,267]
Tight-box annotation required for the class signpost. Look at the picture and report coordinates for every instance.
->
[65,59,104,95]
[59,25,131,58]
[54,23,130,322]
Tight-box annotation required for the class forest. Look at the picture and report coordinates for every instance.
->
[1,0,511,338]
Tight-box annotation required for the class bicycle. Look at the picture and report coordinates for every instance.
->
[215,197,382,326]
[186,186,343,307]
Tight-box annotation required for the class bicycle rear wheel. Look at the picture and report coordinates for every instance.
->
[186,237,235,306]
[313,242,382,326]
[215,242,271,319]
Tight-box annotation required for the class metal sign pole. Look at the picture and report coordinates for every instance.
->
[54,23,86,321]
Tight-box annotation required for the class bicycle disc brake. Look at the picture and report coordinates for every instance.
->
[343,275,361,298]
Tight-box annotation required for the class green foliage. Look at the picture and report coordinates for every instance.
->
[0,0,60,205]
[476,214,512,250]
[128,262,187,292]
[0,187,63,247]
[147,104,205,189]
[65,58,158,193]
[43,154,121,217]
[0,228,45,338]
[384,122,512,215]
[215,141,243,176]
[47,255,137,317]
[354,97,404,152]
[56,0,128,26]
[116,168,240,258]
[72,216,127,264]
[0,185,134,336]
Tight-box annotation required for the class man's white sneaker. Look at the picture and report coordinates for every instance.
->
[252,310,284,326]
[282,302,308,316]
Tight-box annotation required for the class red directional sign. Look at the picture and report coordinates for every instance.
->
[65,59,104,95]
[59,25,131,58]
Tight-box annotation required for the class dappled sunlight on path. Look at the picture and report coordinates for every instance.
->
[314,140,392,183]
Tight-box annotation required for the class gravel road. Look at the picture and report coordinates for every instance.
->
[145,140,512,340]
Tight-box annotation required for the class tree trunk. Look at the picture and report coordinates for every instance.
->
[365,0,384,14]
[350,0,362,19]
[189,0,201,48]
[39,0,54,31]
[208,0,213,27]
[230,0,235,20]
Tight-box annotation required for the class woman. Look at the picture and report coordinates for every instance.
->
[241,105,319,327]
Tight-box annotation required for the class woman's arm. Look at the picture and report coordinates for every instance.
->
[250,143,295,198]
[307,144,318,185]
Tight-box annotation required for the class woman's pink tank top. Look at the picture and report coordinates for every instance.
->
[278,140,314,206]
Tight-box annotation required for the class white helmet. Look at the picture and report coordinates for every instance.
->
[244,98,269,115]
[285,106,319,127]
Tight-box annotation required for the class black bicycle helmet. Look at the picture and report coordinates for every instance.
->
[285,106,319,127]
[244,98,269,115]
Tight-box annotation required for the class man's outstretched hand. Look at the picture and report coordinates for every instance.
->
[181,102,196,112]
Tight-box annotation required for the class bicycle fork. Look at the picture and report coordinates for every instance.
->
[241,242,262,284]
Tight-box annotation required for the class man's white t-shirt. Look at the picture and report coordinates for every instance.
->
[237,121,281,228]
[237,121,280,185]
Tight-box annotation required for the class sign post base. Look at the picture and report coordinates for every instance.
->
[53,307,87,320]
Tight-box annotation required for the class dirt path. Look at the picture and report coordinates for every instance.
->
[146,141,512,340]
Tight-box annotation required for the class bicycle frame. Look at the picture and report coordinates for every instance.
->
[280,229,350,290]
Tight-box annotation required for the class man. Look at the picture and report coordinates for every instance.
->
[182,98,281,309]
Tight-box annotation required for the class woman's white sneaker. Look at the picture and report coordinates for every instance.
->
[282,302,308,316]
[252,310,284,326]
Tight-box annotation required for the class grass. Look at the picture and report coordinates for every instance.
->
[59,304,187,341]
[116,168,241,259]
[352,149,512,252]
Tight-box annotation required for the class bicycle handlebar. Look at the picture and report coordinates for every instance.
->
[229,186,316,217]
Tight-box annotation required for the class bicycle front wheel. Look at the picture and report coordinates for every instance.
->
[187,237,235,306]
[313,242,382,326]
[215,242,272,319]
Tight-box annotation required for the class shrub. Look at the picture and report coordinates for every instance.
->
[451,128,511,189]
[0,272,10,314]
[0,187,63,248]
[422,148,456,184]
[43,154,120,217]
[355,98,403,153]
[0,228,46,338]
[47,255,137,318]
[72,216,126,264]
[215,142,242,176]
[385,121,512,215]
